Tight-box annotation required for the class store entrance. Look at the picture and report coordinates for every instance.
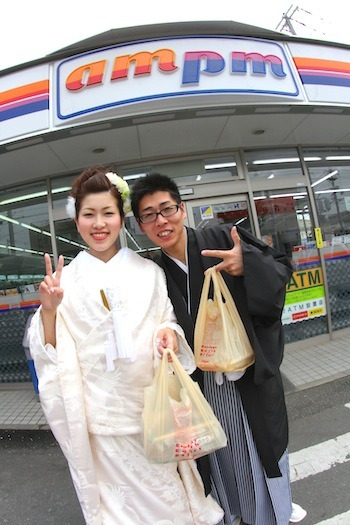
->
[251,187,328,343]
[185,195,253,233]
[185,186,329,345]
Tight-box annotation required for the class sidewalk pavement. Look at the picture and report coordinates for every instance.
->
[0,334,349,430]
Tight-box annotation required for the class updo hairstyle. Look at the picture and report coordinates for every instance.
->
[70,166,124,220]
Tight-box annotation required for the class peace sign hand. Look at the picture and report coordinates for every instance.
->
[201,226,244,276]
[39,253,64,312]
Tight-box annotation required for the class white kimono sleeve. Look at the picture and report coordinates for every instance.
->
[153,270,195,373]
[29,308,102,525]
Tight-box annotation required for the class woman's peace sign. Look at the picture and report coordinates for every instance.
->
[39,253,65,312]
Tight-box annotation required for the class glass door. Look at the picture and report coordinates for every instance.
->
[302,146,350,333]
[245,147,330,344]
[252,188,328,343]
[186,195,253,232]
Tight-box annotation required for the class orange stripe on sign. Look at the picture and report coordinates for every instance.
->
[295,250,350,265]
[0,80,49,105]
[294,57,350,72]
[295,256,320,265]
[324,250,350,259]
[293,57,350,74]
[20,300,40,308]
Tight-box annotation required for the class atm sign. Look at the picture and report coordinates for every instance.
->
[282,267,326,325]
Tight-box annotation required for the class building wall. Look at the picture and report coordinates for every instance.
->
[1,28,350,382]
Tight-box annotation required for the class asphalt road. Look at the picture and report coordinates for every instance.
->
[1,375,349,525]
[286,375,350,524]
[0,429,84,524]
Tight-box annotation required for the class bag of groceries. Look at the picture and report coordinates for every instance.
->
[194,267,255,373]
[143,348,227,463]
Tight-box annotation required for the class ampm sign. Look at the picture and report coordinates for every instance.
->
[55,37,303,122]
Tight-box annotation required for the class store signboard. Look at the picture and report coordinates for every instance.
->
[54,37,303,123]
[289,42,350,104]
[200,205,214,220]
[282,266,327,324]
[255,196,295,216]
[0,65,50,143]
[2,37,350,143]
[214,201,248,223]
[213,202,247,213]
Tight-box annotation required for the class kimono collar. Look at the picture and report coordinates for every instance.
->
[78,248,129,268]
[162,227,188,274]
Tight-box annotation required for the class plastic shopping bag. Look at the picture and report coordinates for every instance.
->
[194,267,255,372]
[143,348,227,463]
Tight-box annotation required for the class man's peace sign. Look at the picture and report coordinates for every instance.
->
[201,226,244,276]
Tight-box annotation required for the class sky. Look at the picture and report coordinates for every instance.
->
[1,0,349,72]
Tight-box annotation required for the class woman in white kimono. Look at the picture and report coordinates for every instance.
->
[29,166,223,525]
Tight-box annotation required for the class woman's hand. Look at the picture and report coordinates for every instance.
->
[156,328,178,360]
[39,253,64,312]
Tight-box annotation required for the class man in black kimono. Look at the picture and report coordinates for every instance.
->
[131,173,306,525]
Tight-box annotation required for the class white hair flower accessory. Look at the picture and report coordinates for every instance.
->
[65,171,131,219]
[105,172,131,214]
[66,195,76,220]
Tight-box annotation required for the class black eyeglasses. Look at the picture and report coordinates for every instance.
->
[139,204,181,224]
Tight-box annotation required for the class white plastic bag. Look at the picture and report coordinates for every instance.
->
[194,267,255,372]
[143,348,227,463]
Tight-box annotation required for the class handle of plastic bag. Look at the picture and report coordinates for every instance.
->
[210,268,241,316]
[194,266,227,322]
[162,348,217,422]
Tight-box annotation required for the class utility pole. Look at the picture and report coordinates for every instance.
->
[276,4,298,35]
[276,3,328,39]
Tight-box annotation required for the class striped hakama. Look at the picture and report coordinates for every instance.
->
[204,373,292,525]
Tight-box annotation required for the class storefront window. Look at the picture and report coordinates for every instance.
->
[122,155,240,187]
[245,147,304,186]
[51,173,77,210]
[0,181,50,382]
[245,148,328,343]
[122,154,241,253]
[189,197,252,231]
[303,147,350,332]
[51,173,88,261]
[123,214,158,256]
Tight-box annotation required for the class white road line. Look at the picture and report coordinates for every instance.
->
[345,403,350,409]
[289,432,350,482]
[315,510,350,524]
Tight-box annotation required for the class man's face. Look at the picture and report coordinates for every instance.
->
[137,191,187,256]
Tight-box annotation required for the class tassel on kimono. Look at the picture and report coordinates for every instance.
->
[100,288,136,370]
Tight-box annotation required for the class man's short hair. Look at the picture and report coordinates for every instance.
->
[131,173,181,218]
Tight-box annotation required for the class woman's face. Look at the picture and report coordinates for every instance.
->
[75,191,122,262]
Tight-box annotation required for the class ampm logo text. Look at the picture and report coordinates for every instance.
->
[65,49,287,90]
[56,37,301,121]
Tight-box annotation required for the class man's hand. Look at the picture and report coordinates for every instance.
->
[201,226,244,276]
